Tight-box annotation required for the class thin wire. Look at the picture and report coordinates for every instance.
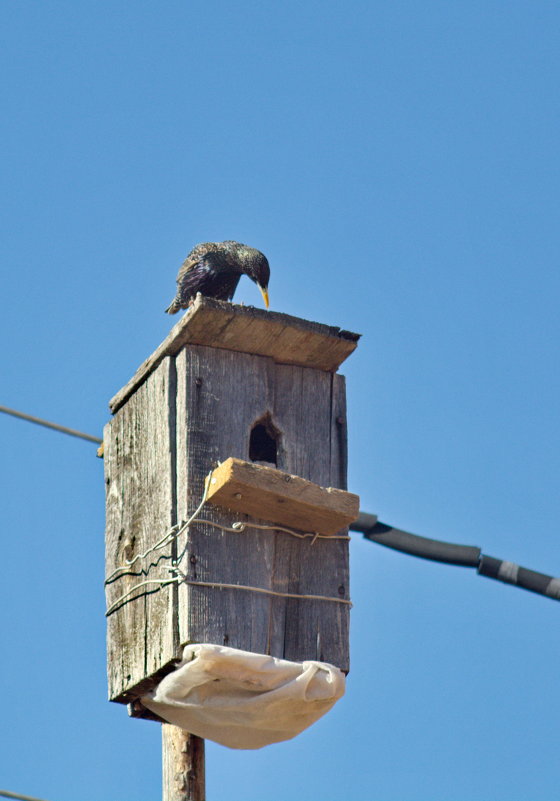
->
[0,790,53,801]
[108,495,347,584]
[172,573,352,606]
[104,528,179,582]
[105,476,212,584]
[171,516,350,567]
[0,405,102,444]
[6,402,557,605]
[105,578,179,616]
[105,477,352,614]
[193,518,351,541]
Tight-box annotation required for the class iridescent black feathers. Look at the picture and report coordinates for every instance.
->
[165,240,270,314]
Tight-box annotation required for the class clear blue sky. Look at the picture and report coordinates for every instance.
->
[1,2,559,799]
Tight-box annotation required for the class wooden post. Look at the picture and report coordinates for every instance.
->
[162,726,205,801]
[103,296,360,793]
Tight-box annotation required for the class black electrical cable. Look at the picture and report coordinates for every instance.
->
[0,405,102,444]
[2,403,558,603]
[350,514,559,602]
[478,555,560,600]
[352,514,481,567]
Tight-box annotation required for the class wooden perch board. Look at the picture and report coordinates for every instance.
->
[109,295,360,413]
[207,458,359,536]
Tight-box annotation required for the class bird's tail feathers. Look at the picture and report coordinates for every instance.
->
[165,299,180,314]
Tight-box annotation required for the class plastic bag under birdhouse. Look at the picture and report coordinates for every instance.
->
[141,643,346,750]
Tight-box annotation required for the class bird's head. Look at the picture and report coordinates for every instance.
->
[236,244,270,309]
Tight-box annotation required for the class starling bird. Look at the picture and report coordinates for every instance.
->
[165,240,270,314]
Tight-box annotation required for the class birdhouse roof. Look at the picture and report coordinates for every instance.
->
[109,295,360,413]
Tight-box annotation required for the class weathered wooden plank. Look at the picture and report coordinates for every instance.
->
[144,359,181,680]
[175,346,278,657]
[104,357,179,702]
[109,296,360,413]
[271,365,350,669]
[174,346,350,671]
[206,457,359,536]
[331,373,348,491]
[328,373,351,667]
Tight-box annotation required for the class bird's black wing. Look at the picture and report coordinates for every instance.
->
[175,243,220,282]
[174,251,241,306]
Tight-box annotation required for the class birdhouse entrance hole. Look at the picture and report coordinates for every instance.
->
[249,414,280,466]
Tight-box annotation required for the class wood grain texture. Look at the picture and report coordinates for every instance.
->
[104,357,180,702]
[109,296,360,413]
[206,457,359,535]
[175,346,279,658]
[270,364,350,666]
[174,345,351,671]
[162,726,205,801]
[104,308,354,709]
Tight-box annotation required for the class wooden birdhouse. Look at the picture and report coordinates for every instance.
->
[103,296,360,718]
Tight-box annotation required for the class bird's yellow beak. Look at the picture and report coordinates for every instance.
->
[259,286,270,309]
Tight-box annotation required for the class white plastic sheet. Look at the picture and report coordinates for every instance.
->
[141,644,346,749]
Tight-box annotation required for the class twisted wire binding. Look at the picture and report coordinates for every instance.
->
[105,471,352,616]
[105,476,212,584]
[105,578,179,615]
[193,518,350,541]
